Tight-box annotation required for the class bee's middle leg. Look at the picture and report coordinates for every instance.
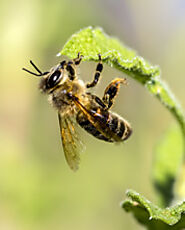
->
[86,54,103,88]
[102,78,127,110]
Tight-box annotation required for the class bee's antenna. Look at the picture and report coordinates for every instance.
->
[22,60,49,77]
[29,60,43,74]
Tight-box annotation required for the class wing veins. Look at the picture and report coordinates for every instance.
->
[58,112,83,171]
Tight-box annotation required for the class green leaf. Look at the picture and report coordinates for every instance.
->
[60,26,160,83]
[122,189,185,229]
[153,125,183,206]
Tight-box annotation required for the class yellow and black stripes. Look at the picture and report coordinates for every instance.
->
[106,112,132,141]
[86,54,103,88]
[76,102,132,142]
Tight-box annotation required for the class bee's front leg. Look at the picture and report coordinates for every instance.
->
[102,78,127,110]
[73,52,83,65]
[61,53,83,81]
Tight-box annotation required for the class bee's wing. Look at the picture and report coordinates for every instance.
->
[58,112,84,171]
[72,96,120,141]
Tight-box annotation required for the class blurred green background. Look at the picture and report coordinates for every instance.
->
[1,0,185,229]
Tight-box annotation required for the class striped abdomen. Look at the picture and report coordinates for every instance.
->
[76,109,132,142]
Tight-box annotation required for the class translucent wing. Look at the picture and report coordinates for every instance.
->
[58,112,84,171]
[72,95,121,142]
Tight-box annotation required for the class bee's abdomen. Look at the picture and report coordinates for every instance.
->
[76,116,113,142]
[100,112,131,142]
[76,110,132,142]
[108,114,132,141]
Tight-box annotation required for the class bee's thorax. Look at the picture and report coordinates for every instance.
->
[49,77,86,110]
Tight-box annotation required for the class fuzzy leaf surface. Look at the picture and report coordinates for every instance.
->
[122,190,185,229]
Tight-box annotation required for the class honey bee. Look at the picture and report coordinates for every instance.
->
[23,53,132,171]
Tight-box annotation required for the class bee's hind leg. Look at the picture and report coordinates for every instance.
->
[86,54,103,88]
[102,78,127,110]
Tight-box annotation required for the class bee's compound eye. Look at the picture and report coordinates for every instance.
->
[47,70,61,88]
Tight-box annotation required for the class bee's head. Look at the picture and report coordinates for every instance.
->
[39,66,65,93]
[22,61,65,94]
